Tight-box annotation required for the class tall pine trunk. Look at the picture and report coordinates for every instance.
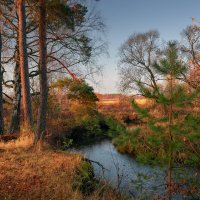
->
[10,46,21,134]
[34,0,47,145]
[17,0,33,128]
[0,30,4,135]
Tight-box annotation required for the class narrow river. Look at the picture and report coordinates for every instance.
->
[70,140,170,199]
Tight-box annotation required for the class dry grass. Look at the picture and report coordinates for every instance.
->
[0,148,82,200]
[98,99,120,106]
[0,135,34,150]
[0,137,119,200]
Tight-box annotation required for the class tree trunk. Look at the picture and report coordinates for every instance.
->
[0,30,4,135]
[34,0,47,145]
[10,46,21,134]
[17,0,33,128]
[168,74,173,200]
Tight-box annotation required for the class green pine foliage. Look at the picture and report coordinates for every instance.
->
[51,78,99,105]
[115,42,200,167]
[115,41,200,198]
[67,80,99,104]
[47,0,87,30]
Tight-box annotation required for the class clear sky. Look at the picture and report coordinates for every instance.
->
[91,0,200,94]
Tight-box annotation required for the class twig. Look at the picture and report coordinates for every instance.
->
[84,158,109,172]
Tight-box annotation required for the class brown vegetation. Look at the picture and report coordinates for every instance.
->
[0,137,118,200]
[0,148,80,199]
[97,94,134,122]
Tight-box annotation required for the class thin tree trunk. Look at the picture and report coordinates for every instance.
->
[168,111,172,200]
[0,30,4,135]
[34,0,47,145]
[10,46,21,134]
[17,0,33,128]
[168,74,173,200]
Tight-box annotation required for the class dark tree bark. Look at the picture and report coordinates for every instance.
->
[17,0,33,128]
[34,0,47,144]
[0,30,4,135]
[10,46,21,134]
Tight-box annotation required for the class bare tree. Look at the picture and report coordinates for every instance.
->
[0,2,22,134]
[9,44,21,133]
[118,30,160,94]
[181,25,200,88]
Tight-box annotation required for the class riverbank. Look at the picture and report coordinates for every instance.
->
[0,139,119,200]
[70,139,166,199]
[71,139,200,200]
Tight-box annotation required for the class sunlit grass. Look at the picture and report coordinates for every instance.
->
[0,147,83,199]
[0,139,119,200]
[0,135,33,150]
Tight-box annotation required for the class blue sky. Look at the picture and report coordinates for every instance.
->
[91,0,200,94]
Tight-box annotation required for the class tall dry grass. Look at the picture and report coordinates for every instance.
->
[0,136,120,200]
[0,147,120,200]
[0,135,34,150]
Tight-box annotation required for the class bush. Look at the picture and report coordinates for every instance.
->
[69,117,103,144]
[104,117,126,138]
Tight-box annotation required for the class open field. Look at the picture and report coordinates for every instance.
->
[96,94,149,123]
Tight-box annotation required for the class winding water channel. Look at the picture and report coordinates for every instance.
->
[70,140,171,199]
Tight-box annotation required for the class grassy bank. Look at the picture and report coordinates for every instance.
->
[0,138,119,200]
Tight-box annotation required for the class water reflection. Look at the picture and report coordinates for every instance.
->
[70,140,166,198]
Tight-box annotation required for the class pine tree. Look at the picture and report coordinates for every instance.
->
[132,41,200,199]
[17,0,33,128]
[34,0,80,145]
[34,0,47,146]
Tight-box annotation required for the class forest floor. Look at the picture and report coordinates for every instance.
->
[0,137,118,200]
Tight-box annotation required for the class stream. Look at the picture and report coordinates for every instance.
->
[70,140,170,198]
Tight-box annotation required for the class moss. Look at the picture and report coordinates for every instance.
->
[73,160,97,195]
